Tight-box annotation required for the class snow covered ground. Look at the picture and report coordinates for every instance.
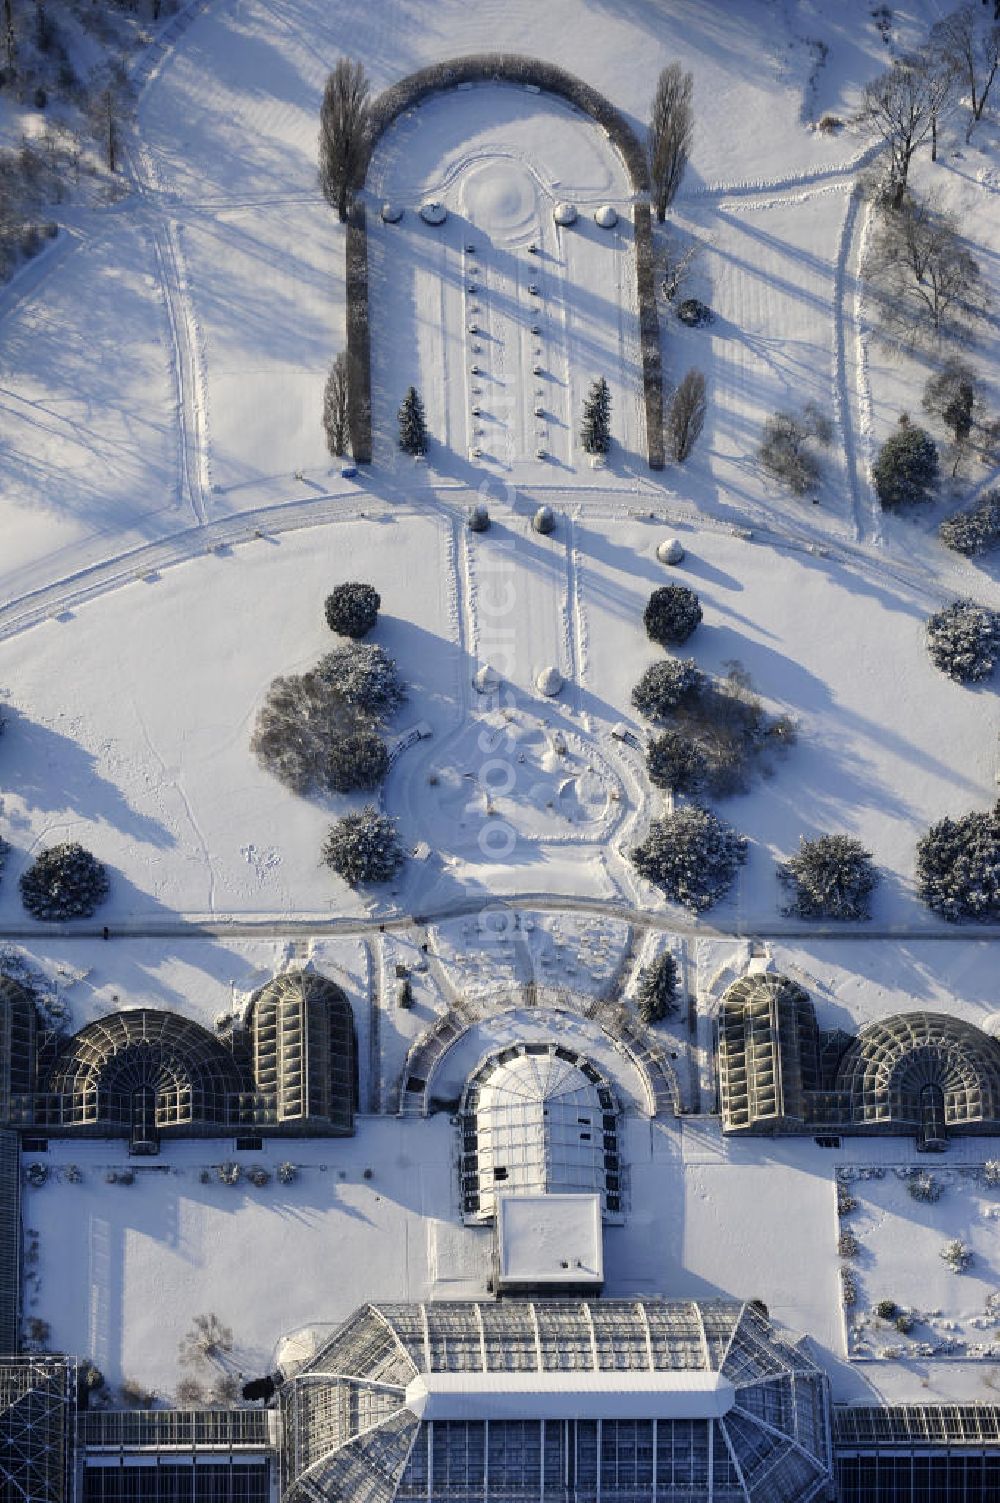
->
[1,0,999,1425]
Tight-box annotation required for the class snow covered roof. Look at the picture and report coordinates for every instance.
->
[281,1299,835,1503]
[404,1369,737,1422]
[495,1191,603,1288]
[460,1042,621,1220]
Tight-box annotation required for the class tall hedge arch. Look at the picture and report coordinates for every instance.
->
[343,54,664,468]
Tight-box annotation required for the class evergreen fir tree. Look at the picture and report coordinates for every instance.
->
[398,386,428,455]
[581,376,612,455]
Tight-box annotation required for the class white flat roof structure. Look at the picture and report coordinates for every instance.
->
[405,1370,737,1422]
[496,1192,603,1286]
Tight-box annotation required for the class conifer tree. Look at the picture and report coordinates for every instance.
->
[581,376,611,455]
[398,386,428,456]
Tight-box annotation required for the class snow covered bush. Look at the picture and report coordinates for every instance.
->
[247,1166,270,1188]
[19,843,109,920]
[217,1162,241,1186]
[872,420,939,509]
[179,1314,233,1366]
[907,1171,942,1203]
[939,1238,973,1273]
[324,727,388,793]
[895,1312,915,1335]
[837,1183,857,1217]
[916,801,1000,922]
[323,807,404,887]
[635,951,679,1024]
[925,600,1000,683]
[467,502,490,532]
[939,490,1000,556]
[25,1163,48,1188]
[277,1161,297,1184]
[398,385,428,455]
[840,1268,858,1307]
[631,805,747,911]
[175,1376,207,1406]
[646,730,707,794]
[676,298,713,326]
[838,1229,858,1258]
[644,585,703,646]
[778,834,880,921]
[631,658,705,721]
[984,1160,1000,1187]
[119,1379,155,1409]
[324,581,380,639]
[875,1299,898,1320]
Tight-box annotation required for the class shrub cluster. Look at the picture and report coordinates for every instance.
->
[939,490,1000,556]
[323,806,404,886]
[907,1171,942,1203]
[925,600,1000,684]
[19,843,109,921]
[757,403,831,496]
[916,801,1000,922]
[250,671,388,796]
[631,805,747,911]
[778,834,879,921]
[634,951,679,1024]
[647,730,707,794]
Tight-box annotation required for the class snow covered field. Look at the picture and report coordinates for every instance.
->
[0,0,999,1425]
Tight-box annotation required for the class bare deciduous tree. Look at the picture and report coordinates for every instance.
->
[870,193,984,345]
[319,58,370,223]
[323,351,349,456]
[658,233,702,303]
[649,63,693,223]
[931,5,1000,139]
[86,58,134,173]
[666,369,707,463]
[854,53,954,205]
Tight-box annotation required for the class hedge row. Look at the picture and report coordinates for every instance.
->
[357,54,650,193]
[345,201,372,464]
[344,55,663,468]
[633,201,664,470]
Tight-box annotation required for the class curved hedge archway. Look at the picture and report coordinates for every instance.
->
[344,56,663,468]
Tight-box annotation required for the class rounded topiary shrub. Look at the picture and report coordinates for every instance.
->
[916,801,1000,922]
[872,422,939,510]
[323,807,404,887]
[324,581,381,639]
[778,834,880,921]
[647,731,707,794]
[631,658,704,721]
[644,585,703,647]
[925,600,1000,684]
[316,642,405,719]
[635,951,679,1024]
[20,843,110,920]
[631,805,747,911]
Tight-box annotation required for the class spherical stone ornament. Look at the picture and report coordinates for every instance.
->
[553,201,578,226]
[420,199,447,225]
[657,538,686,565]
[532,505,555,535]
[536,666,563,696]
[380,202,404,224]
[474,664,501,693]
[595,204,618,229]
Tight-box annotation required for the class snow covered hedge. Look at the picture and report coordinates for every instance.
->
[323,807,404,886]
[345,201,372,463]
[778,834,880,921]
[631,805,747,911]
[915,801,1000,922]
[925,600,1000,684]
[19,843,110,921]
[939,490,1000,557]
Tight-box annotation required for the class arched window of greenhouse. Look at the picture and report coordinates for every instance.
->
[459,1042,621,1221]
[247,970,357,1134]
